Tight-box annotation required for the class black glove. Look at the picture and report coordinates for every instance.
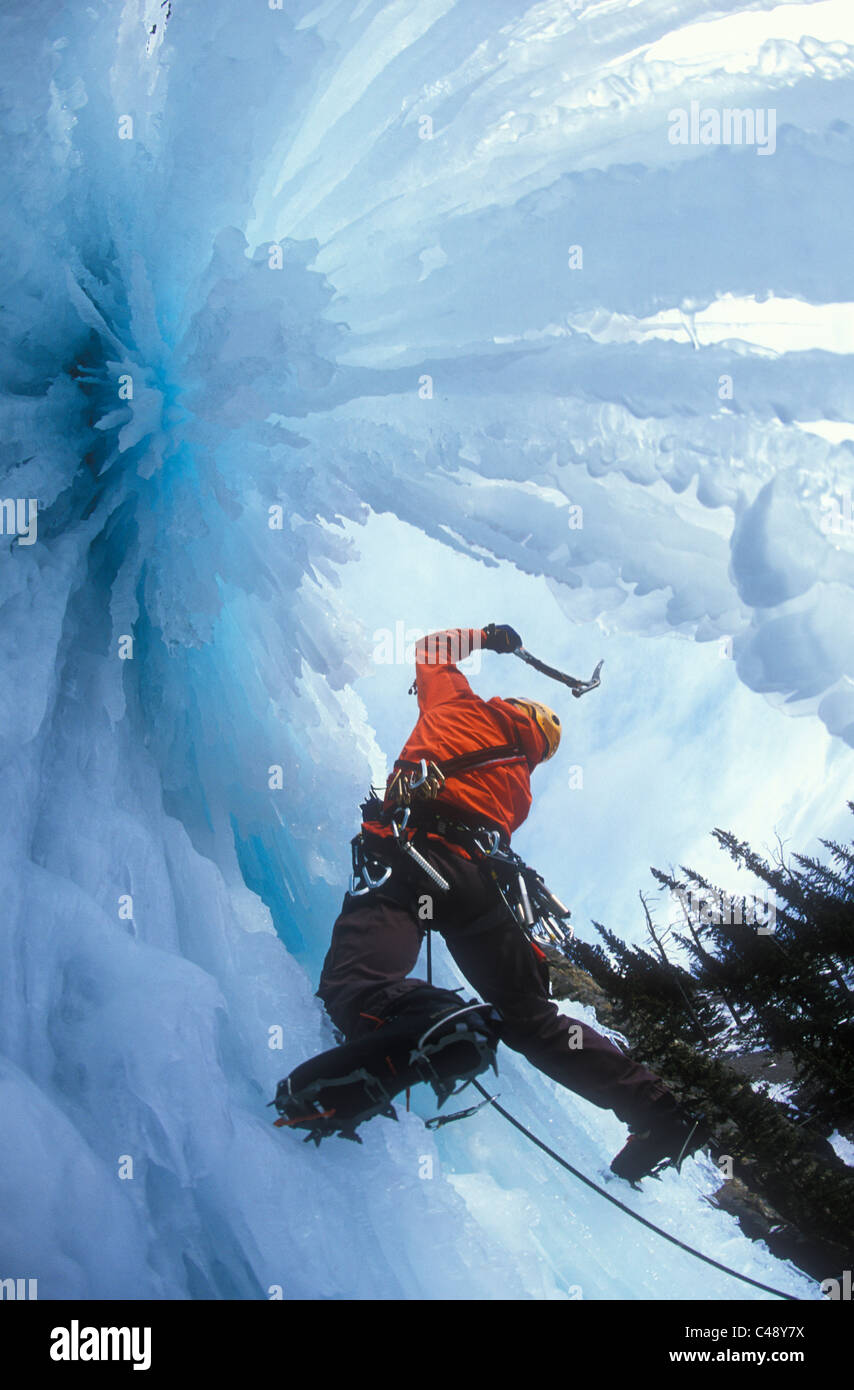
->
[482,623,522,654]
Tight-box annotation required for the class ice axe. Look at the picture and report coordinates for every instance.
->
[512,647,603,698]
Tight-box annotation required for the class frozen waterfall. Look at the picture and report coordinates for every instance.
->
[1,0,852,1302]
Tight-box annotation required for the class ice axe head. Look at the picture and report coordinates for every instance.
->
[571,658,603,698]
[511,648,604,699]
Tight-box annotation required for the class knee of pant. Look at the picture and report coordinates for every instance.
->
[494,1003,562,1052]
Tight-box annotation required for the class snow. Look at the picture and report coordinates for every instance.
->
[829,1130,854,1167]
[0,0,849,1300]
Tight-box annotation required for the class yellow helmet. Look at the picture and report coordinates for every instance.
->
[506,699,561,761]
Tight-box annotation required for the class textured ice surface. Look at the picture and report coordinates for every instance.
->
[0,0,849,1298]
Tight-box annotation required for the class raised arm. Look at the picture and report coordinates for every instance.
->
[413,624,522,711]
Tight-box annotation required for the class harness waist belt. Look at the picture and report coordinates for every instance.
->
[388,803,509,854]
[393,742,527,781]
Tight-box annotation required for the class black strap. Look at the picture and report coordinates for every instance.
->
[360,803,509,855]
[399,802,509,851]
[394,741,527,781]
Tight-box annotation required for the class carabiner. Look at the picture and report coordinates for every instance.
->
[349,835,394,896]
[408,758,430,791]
[516,872,535,927]
[349,860,393,896]
[473,828,502,857]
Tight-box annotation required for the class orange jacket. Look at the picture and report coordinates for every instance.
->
[365,627,548,851]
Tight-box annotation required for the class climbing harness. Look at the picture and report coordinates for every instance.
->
[349,789,573,953]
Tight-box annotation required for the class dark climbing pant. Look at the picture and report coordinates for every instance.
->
[317,837,671,1129]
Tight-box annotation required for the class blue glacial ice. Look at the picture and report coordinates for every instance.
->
[0,0,852,1299]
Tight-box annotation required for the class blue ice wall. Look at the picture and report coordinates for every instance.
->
[1,0,850,1298]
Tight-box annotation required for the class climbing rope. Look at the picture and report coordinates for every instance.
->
[470,1079,800,1301]
[423,911,800,1300]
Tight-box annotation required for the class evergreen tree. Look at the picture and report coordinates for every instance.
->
[553,803,854,1274]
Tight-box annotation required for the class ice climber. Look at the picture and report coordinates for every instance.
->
[274,624,706,1184]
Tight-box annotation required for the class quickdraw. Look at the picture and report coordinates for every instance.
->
[477,839,574,950]
[385,757,446,808]
[390,806,451,892]
[425,1089,500,1129]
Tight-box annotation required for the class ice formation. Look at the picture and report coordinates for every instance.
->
[1,0,851,1299]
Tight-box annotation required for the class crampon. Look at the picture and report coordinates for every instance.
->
[272,992,500,1145]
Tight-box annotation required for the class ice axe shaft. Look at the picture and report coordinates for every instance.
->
[512,648,603,698]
